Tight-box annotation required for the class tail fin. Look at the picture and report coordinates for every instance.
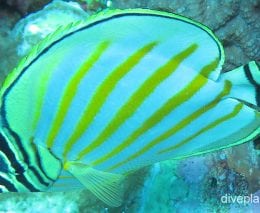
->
[220,61,260,109]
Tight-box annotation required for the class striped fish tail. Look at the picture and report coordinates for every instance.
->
[221,61,260,109]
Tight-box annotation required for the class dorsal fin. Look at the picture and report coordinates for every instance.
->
[86,8,224,80]
[1,8,224,96]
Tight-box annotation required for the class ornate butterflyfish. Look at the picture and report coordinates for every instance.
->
[0,9,259,207]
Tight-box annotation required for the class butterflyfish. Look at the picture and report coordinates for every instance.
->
[0,9,259,207]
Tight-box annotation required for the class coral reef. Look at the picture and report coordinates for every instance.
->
[0,0,52,15]
[12,0,89,56]
[0,0,259,212]
[0,0,89,84]
[0,3,20,84]
[0,192,81,212]
[225,143,260,194]
[79,0,112,12]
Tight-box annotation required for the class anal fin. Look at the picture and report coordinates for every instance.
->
[65,161,124,207]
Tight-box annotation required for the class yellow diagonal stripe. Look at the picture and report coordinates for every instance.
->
[77,44,198,160]
[158,103,243,154]
[46,41,111,148]
[32,59,62,132]
[93,58,220,166]
[107,80,231,171]
[62,41,159,158]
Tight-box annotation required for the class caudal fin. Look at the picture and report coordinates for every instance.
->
[220,61,260,109]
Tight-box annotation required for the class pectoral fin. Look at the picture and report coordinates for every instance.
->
[64,161,124,207]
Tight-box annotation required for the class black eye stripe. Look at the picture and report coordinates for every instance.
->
[0,155,9,173]
[0,175,18,192]
[0,133,24,174]
[0,132,51,191]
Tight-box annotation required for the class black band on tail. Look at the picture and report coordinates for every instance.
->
[244,63,260,107]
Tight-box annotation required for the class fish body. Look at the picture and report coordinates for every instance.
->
[0,9,259,206]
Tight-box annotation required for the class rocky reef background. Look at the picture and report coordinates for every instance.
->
[0,0,259,212]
